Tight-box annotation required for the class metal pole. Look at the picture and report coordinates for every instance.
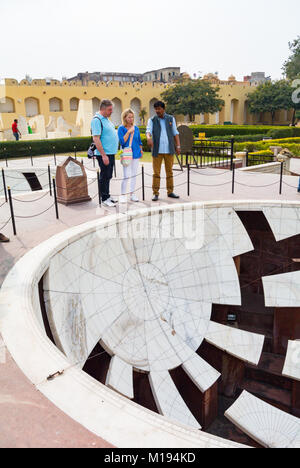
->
[114,160,117,178]
[279,161,284,195]
[232,161,235,194]
[230,138,234,171]
[97,170,101,206]
[142,165,145,201]
[246,151,249,167]
[53,146,56,166]
[2,168,8,202]
[29,146,33,166]
[93,157,95,168]
[48,165,52,196]
[7,187,17,236]
[187,163,190,197]
[52,178,59,219]
[74,146,77,160]
[4,148,8,167]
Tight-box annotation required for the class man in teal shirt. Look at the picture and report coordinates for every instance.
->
[91,99,119,207]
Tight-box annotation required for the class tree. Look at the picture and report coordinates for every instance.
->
[247,80,296,125]
[161,79,224,122]
[283,36,300,80]
[139,108,147,125]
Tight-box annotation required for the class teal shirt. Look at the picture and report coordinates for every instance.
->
[91,113,119,155]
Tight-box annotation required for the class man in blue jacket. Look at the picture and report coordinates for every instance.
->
[146,101,181,201]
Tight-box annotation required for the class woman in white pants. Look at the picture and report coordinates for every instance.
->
[118,109,143,203]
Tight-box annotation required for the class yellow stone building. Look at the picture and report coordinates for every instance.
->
[0,75,294,141]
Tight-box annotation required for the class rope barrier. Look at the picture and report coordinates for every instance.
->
[0,217,12,231]
[235,180,279,188]
[14,203,55,219]
[190,169,231,177]
[282,180,299,189]
[190,180,232,187]
[12,191,51,203]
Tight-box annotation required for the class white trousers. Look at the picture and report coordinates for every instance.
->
[121,159,140,195]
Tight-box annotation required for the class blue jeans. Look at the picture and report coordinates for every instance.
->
[13,132,19,141]
[96,154,115,201]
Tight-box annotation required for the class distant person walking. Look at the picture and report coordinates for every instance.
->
[12,119,21,141]
[118,109,143,203]
[91,99,119,207]
[146,101,181,201]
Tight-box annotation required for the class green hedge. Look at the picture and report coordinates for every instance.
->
[187,125,300,138]
[0,137,92,159]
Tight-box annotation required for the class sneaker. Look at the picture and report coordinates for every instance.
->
[0,233,9,243]
[168,193,180,199]
[152,195,159,202]
[119,195,127,204]
[130,194,139,202]
[103,199,117,207]
[108,197,118,204]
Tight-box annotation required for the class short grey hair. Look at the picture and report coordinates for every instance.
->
[100,99,113,110]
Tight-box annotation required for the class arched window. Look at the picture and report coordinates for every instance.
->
[70,97,79,111]
[111,98,122,126]
[130,98,141,125]
[25,97,39,117]
[49,97,63,112]
[149,98,158,119]
[92,97,100,115]
[0,97,15,113]
[230,99,239,124]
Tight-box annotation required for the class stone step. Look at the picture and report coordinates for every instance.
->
[240,379,292,413]
[245,352,292,391]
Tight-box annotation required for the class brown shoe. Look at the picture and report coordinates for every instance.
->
[0,233,9,243]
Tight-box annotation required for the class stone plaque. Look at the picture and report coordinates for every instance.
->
[177,125,194,154]
[56,156,91,205]
[65,160,83,178]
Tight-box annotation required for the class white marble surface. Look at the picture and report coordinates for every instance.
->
[149,370,201,429]
[282,340,300,381]
[106,355,134,399]
[263,271,300,307]
[205,321,265,365]
[5,200,300,447]
[263,206,300,242]
[225,390,300,448]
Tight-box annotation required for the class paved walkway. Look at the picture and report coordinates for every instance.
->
[0,155,300,447]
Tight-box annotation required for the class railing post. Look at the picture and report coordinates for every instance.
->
[2,168,8,203]
[246,151,249,167]
[29,146,33,166]
[53,146,57,166]
[4,147,8,167]
[142,165,145,201]
[7,186,16,236]
[187,163,190,197]
[52,178,59,219]
[232,161,236,194]
[74,146,77,160]
[230,137,235,171]
[279,161,284,195]
[48,165,52,197]
[97,170,102,206]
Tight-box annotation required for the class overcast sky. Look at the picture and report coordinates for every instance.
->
[1,0,299,81]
